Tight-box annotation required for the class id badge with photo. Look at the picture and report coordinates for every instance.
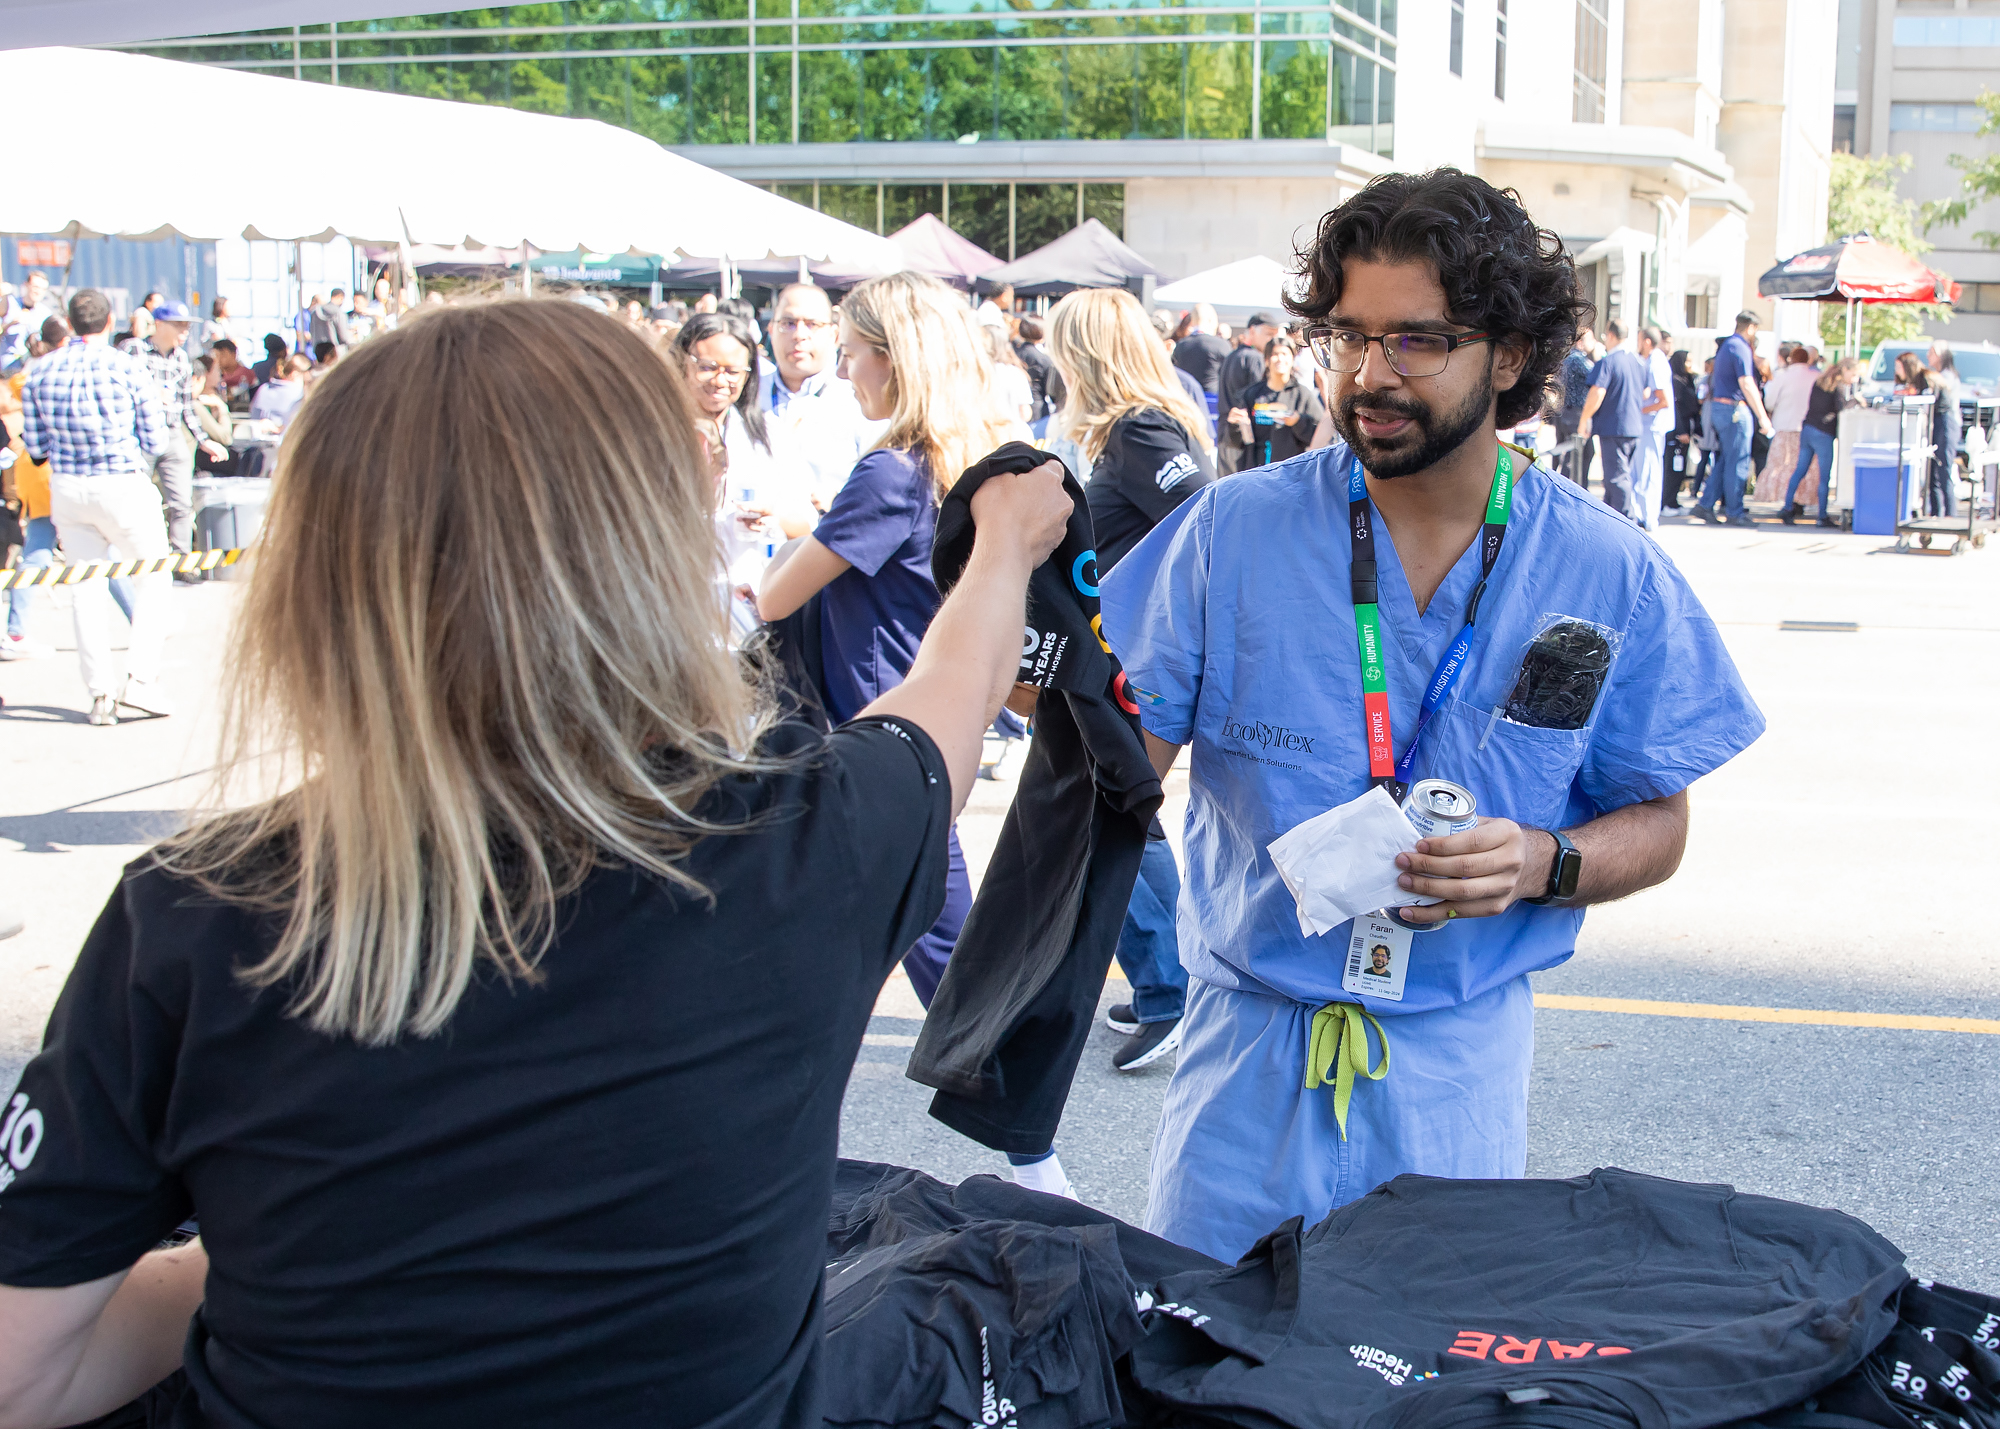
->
[1342,916,1413,1003]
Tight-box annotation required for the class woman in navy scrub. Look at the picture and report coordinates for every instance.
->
[758,271,1022,1005]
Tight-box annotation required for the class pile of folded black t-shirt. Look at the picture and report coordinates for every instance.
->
[823,1160,2000,1429]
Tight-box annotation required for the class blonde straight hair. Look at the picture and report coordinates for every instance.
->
[1049,288,1215,462]
[159,300,773,1045]
[840,271,1020,496]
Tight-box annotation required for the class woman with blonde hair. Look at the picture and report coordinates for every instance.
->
[758,270,1021,1009]
[0,299,1073,1428]
[1048,285,1216,571]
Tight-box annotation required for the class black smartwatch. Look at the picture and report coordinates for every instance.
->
[1525,829,1581,905]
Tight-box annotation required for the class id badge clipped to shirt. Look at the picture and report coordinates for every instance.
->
[1342,916,1413,1002]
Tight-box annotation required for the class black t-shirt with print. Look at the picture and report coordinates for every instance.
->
[1085,408,1216,573]
[0,718,951,1429]
[1240,377,1326,468]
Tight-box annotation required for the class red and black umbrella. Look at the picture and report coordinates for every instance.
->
[1757,233,1961,305]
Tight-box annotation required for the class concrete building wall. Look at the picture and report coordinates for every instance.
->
[1124,174,1372,278]
[1854,0,2000,345]
[1718,0,1841,343]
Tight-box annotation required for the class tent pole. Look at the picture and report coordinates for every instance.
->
[57,223,79,304]
[521,241,533,299]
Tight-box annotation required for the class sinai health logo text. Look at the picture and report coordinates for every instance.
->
[1350,1344,1434,1387]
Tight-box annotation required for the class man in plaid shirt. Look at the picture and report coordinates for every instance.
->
[130,299,226,560]
[20,288,177,726]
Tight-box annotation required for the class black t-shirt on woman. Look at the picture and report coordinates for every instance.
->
[0,718,951,1429]
[1084,408,1216,572]
[1804,380,1852,436]
[1239,377,1326,468]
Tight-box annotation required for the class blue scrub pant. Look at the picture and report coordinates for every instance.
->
[1784,426,1835,513]
[901,827,970,1009]
[1701,400,1752,520]
[1146,974,1535,1264]
[1114,839,1188,1024]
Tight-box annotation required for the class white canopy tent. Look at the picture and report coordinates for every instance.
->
[0,48,903,275]
[1153,255,1301,319]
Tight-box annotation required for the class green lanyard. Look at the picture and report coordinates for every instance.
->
[1349,446,1516,798]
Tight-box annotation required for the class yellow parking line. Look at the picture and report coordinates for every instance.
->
[1534,993,2000,1035]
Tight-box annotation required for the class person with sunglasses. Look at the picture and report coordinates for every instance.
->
[1098,169,1764,1264]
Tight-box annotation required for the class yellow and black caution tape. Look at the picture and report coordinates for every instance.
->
[0,549,248,591]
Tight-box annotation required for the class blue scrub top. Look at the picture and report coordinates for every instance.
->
[813,447,941,724]
[1099,443,1765,1017]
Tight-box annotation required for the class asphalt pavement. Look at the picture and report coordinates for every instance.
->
[2,505,1995,1286]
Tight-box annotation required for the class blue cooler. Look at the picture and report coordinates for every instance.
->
[1849,442,1913,535]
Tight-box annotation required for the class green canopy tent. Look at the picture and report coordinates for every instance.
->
[529,248,665,288]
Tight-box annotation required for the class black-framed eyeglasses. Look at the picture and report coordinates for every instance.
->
[1304,326,1493,377]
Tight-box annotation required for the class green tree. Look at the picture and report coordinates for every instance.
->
[1922,89,2000,249]
[1819,151,1951,350]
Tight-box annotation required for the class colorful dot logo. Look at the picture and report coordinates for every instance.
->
[1071,550,1099,597]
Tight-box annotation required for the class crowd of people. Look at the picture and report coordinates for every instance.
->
[33,169,1991,1429]
[0,275,421,711]
[1552,312,1969,529]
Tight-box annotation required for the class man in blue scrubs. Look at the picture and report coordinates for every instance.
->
[1099,169,1765,1263]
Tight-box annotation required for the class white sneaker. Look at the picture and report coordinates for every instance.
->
[0,905,23,940]
[118,679,175,718]
[88,694,119,726]
[0,633,50,661]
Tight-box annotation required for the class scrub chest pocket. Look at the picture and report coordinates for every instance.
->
[1418,695,1590,832]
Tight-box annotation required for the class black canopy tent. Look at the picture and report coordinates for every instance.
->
[977,219,1168,300]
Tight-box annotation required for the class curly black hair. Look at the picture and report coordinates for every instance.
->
[1289,168,1591,428]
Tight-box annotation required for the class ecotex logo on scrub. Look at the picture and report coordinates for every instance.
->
[1219,718,1320,755]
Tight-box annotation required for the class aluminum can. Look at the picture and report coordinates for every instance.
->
[1388,779,1478,934]
[1401,778,1478,841]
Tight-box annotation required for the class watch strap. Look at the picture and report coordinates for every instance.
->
[1524,829,1579,906]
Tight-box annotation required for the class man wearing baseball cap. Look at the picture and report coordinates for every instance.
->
[133,300,226,564]
[1219,311,1282,426]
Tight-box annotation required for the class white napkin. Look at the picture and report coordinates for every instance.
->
[1266,786,1441,938]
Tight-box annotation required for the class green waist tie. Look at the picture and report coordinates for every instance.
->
[1305,1002,1390,1141]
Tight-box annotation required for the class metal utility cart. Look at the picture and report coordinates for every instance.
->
[1895,395,1998,556]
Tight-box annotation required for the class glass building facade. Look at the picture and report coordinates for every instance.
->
[129,2,1393,257]
[131,2,1393,151]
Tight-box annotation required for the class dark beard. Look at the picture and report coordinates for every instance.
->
[1333,361,1495,479]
